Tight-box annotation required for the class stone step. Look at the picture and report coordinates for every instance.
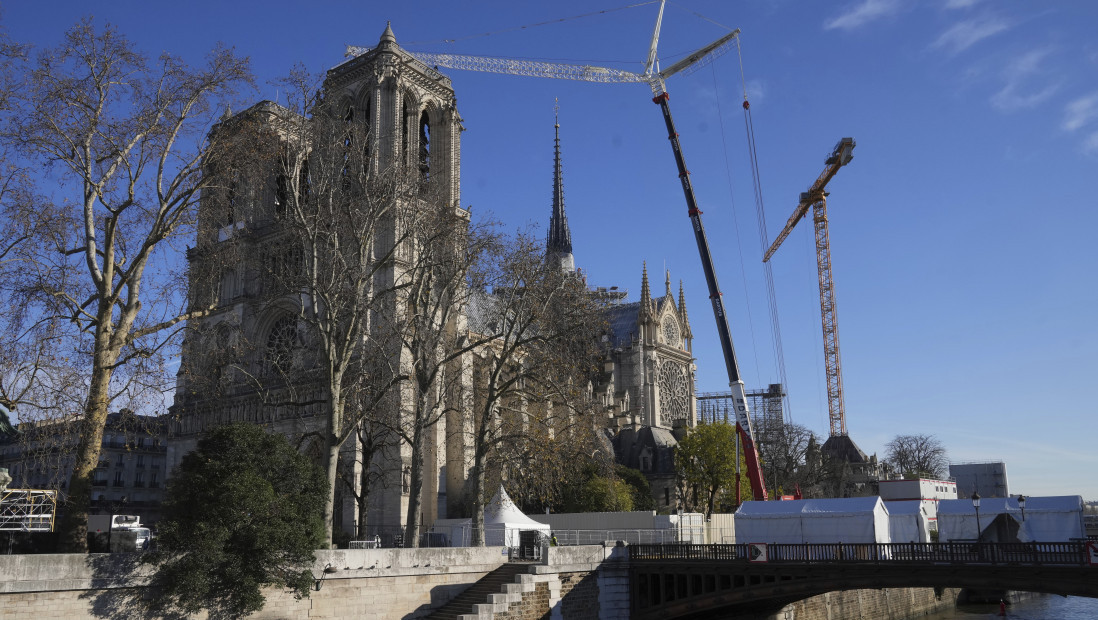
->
[420,563,532,620]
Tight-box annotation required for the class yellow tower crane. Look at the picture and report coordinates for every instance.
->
[763,138,855,437]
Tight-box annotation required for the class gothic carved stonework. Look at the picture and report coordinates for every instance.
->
[661,314,679,347]
[658,360,689,425]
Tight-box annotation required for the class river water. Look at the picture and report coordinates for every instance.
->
[922,595,1098,619]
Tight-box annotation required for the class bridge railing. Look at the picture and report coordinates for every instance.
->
[631,541,1090,566]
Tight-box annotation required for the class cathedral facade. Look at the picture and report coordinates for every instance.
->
[171,23,705,541]
[170,24,472,539]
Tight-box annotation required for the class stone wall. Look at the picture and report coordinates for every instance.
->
[769,587,963,620]
[0,547,507,620]
[0,545,965,620]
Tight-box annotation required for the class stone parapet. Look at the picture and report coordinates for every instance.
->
[0,547,507,619]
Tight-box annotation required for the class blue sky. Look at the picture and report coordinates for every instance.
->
[7,1,1096,499]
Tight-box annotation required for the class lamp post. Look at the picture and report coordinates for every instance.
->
[1017,494,1026,522]
[971,491,982,541]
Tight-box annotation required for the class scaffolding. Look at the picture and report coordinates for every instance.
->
[0,489,57,532]
[696,384,786,445]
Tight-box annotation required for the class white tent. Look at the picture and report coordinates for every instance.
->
[887,500,931,543]
[936,495,1085,542]
[734,497,891,545]
[431,485,551,547]
[1017,496,1086,542]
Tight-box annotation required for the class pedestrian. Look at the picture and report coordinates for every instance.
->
[550,533,558,547]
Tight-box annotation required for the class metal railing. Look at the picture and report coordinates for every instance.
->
[422,526,716,548]
[631,541,1092,566]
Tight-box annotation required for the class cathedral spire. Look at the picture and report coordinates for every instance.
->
[678,280,692,339]
[546,99,575,273]
[640,262,652,319]
[665,269,673,302]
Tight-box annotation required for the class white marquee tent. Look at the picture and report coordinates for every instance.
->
[886,500,932,544]
[734,497,891,545]
[432,485,551,547]
[937,495,1085,543]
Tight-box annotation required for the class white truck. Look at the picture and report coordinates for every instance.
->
[88,514,151,551]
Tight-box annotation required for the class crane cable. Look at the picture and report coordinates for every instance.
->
[734,37,794,424]
[708,63,764,395]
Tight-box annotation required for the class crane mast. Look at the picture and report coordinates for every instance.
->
[349,3,769,501]
[653,91,766,500]
[763,138,855,437]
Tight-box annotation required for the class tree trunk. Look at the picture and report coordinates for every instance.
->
[321,388,343,549]
[470,454,486,546]
[323,442,340,548]
[356,468,371,538]
[56,329,116,552]
[404,414,425,548]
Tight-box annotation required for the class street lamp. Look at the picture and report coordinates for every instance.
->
[971,491,982,541]
[1017,495,1026,522]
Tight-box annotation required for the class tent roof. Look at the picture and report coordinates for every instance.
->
[736,496,884,518]
[484,485,550,528]
[1021,495,1083,512]
[886,500,927,515]
[937,495,1082,516]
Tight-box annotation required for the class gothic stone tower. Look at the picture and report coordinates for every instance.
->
[171,24,471,538]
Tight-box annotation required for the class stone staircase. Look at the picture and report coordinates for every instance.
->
[421,562,533,620]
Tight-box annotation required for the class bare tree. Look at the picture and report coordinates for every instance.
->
[464,232,605,544]
[337,418,393,538]
[885,433,948,479]
[4,20,251,550]
[240,72,424,546]
[757,421,823,497]
[376,196,499,547]
[499,399,611,515]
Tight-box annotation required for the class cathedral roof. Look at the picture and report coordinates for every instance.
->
[604,295,675,348]
[613,426,679,475]
[466,288,502,336]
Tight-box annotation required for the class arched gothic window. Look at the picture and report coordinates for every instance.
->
[264,315,297,375]
[418,110,430,180]
[400,99,411,170]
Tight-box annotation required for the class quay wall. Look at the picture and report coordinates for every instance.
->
[0,545,967,620]
[0,547,508,620]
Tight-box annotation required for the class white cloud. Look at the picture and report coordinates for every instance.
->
[823,0,902,31]
[1062,93,1098,132]
[990,48,1060,112]
[1084,131,1098,155]
[943,0,981,9]
[743,79,766,104]
[930,16,1009,54]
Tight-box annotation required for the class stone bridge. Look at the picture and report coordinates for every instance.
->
[628,541,1098,619]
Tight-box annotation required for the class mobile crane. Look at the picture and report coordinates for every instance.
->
[348,1,769,500]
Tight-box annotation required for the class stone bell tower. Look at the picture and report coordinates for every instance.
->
[328,22,462,208]
[327,22,472,535]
